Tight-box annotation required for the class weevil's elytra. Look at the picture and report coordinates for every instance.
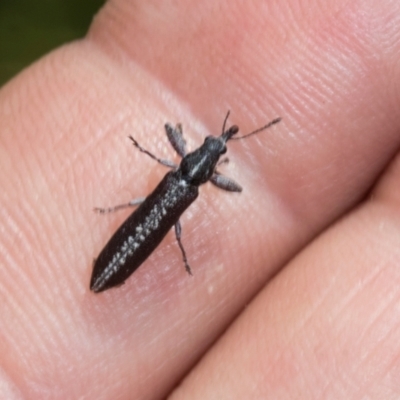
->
[90,112,281,293]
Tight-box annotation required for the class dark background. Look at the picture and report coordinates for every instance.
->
[0,0,106,87]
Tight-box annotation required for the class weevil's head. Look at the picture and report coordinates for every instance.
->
[179,117,241,186]
[221,124,239,142]
[180,132,231,185]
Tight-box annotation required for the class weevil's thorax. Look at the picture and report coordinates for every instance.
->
[180,136,227,186]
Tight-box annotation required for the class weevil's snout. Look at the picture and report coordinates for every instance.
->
[222,125,239,142]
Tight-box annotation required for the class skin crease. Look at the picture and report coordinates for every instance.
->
[1,0,400,398]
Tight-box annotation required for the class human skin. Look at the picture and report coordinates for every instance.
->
[1,0,400,398]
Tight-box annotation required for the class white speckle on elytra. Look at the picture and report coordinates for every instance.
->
[96,181,188,287]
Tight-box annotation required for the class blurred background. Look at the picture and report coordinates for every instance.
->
[0,0,106,87]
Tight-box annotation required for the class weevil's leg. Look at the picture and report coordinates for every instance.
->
[129,136,177,168]
[165,123,187,158]
[210,173,243,192]
[174,220,192,275]
[94,197,146,214]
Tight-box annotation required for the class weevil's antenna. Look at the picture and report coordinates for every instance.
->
[232,117,281,140]
[221,110,231,134]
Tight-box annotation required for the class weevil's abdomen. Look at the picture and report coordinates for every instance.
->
[90,171,198,292]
